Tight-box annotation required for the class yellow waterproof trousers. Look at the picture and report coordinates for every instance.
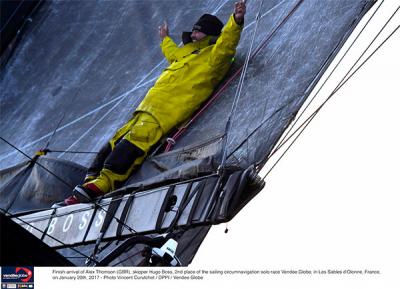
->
[85,112,163,193]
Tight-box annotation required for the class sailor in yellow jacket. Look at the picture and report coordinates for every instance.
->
[55,1,246,207]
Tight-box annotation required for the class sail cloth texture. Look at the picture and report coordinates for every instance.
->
[0,158,86,214]
[0,0,376,176]
[0,0,376,266]
[85,14,243,193]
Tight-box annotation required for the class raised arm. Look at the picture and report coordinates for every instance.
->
[209,0,246,67]
[159,21,179,64]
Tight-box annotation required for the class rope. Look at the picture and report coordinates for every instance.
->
[1,136,75,190]
[45,149,99,154]
[43,111,67,152]
[43,87,85,154]
[0,2,258,264]
[0,1,25,34]
[0,0,44,34]
[219,0,265,170]
[164,0,305,153]
[225,1,396,171]
[262,5,399,169]
[0,136,138,236]
[261,20,400,180]
[9,172,218,225]
[0,207,97,264]
[273,0,386,156]
[112,250,145,267]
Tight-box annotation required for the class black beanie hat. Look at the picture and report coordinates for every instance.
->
[182,14,223,44]
[192,14,223,36]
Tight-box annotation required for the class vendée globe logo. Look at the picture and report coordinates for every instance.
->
[1,266,34,283]
[15,267,33,282]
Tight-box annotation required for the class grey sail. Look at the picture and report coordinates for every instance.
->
[0,0,376,266]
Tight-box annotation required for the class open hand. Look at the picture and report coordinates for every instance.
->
[159,21,169,39]
[234,0,246,24]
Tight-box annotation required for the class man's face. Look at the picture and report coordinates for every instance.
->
[191,30,207,42]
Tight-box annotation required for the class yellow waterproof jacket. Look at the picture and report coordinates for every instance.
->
[136,14,243,134]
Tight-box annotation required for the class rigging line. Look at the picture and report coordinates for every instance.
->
[112,250,144,267]
[0,1,25,34]
[44,114,65,150]
[242,1,305,162]
[228,3,398,169]
[261,23,400,181]
[225,95,299,161]
[164,0,304,153]
[21,178,221,243]
[54,1,234,159]
[243,0,286,33]
[249,0,303,59]
[0,207,97,264]
[0,0,277,163]
[212,0,231,15]
[57,96,126,159]
[1,0,300,237]
[10,206,95,223]
[12,202,128,234]
[251,1,385,160]
[0,136,74,190]
[1,2,230,161]
[0,76,158,163]
[0,136,138,235]
[273,3,398,156]
[96,241,114,256]
[264,6,400,164]
[9,172,218,223]
[331,5,399,94]
[43,88,83,151]
[57,67,166,159]
[261,114,313,179]
[46,149,99,154]
[220,0,264,169]
[11,192,137,222]
[273,0,386,155]
[175,226,208,257]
